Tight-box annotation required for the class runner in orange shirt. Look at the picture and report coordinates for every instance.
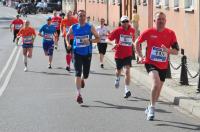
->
[16,20,36,72]
[51,10,62,50]
[61,10,78,71]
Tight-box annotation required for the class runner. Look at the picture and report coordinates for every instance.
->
[108,16,135,98]
[61,10,78,71]
[96,18,110,68]
[10,15,24,43]
[135,12,179,121]
[51,10,62,50]
[38,17,57,69]
[66,10,100,104]
[16,20,36,72]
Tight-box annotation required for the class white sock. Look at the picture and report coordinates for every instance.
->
[77,88,81,95]
[150,103,155,107]
[116,76,120,81]
[23,56,27,67]
[125,85,129,93]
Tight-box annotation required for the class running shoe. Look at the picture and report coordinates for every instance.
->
[145,106,155,121]
[24,67,28,72]
[66,66,70,71]
[124,91,131,98]
[114,79,120,89]
[48,64,52,69]
[55,45,58,50]
[81,79,85,88]
[100,64,104,68]
[76,95,83,104]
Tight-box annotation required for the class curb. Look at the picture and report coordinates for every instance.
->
[104,44,200,119]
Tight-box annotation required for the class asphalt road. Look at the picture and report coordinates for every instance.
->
[0,6,199,132]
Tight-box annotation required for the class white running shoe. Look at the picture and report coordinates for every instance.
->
[145,106,155,121]
[24,67,28,72]
[114,79,120,89]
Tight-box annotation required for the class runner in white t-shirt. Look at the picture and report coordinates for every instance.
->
[96,18,110,68]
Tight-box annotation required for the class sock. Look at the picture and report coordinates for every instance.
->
[150,103,155,107]
[125,85,129,93]
[77,88,81,95]
[23,56,27,67]
[66,54,72,66]
[116,76,120,81]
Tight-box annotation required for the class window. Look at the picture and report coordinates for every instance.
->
[174,0,179,11]
[97,0,99,3]
[143,0,147,6]
[155,0,161,8]
[164,0,169,9]
[138,0,141,5]
[184,0,194,12]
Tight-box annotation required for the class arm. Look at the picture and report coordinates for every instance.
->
[38,26,43,37]
[65,26,73,49]
[90,25,100,44]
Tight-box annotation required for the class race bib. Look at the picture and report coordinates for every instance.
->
[100,34,106,42]
[119,34,133,46]
[15,24,22,30]
[52,22,58,28]
[76,35,90,47]
[44,33,53,41]
[23,36,33,44]
[66,27,69,33]
[150,46,168,62]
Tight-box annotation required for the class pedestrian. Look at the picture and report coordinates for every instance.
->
[66,10,100,104]
[96,18,110,68]
[61,10,78,71]
[10,14,24,43]
[16,20,36,72]
[135,12,179,121]
[38,17,58,69]
[108,16,135,98]
[51,10,62,50]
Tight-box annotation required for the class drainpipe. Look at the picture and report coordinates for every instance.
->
[106,0,109,25]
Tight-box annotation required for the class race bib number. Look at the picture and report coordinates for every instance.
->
[15,24,22,30]
[76,35,90,47]
[119,35,133,46]
[100,34,106,42]
[44,33,53,41]
[23,36,33,44]
[150,46,168,62]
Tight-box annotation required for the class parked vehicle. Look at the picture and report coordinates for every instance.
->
[17,3,37,15]
[46,3,61,13]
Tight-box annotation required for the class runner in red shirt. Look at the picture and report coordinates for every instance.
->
[10,15,24,43]
[61,10,78,71]
[16,20,36,72]
[135,12,179,121]
[108,16,135,98]
[51,10,62,50]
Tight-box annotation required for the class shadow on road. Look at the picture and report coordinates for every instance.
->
[28,70,71,76]
[155,119,200,131]
[81,101,171,114]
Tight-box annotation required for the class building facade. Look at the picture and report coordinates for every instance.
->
[62,0,200,61]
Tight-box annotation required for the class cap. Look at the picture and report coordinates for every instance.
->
[120,16,129,22]
[16,14,20,18]
[47,17,52,21]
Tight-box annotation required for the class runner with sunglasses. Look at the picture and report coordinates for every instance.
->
[108,16,135,98]
[66,10,100,104]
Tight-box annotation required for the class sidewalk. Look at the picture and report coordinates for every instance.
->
[103,41,200,119]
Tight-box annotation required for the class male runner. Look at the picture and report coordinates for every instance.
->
[66,10,100,104]
[38,17,57,69]
[96,18,110,68]
[16,20,36,72]
[10,15,24,42]
[108,16,135,98]
[51,10,62,49]
[135,12,179,121]
[61,10,78,71]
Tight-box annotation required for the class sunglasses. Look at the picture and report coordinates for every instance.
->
[122,20,129,23]
[78,15,86,17]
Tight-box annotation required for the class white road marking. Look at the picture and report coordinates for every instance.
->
[0,48,21,96]
[0,46,17,82]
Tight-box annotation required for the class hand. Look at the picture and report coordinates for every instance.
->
[67,44,71,50]
[161,45,169,53]
[138,56,145,64]
[82,38,90,44]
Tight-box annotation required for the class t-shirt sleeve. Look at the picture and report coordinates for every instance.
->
[108,29,118,41]
[11,20,15,25]
[137,29,149,44]
[32,28,36,35]
[170,31,177,45]
[39,26,44,33]
[17,29,23,36]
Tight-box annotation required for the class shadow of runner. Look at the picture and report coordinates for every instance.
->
[155,119,200,131]
[28,70,71,76]
[81,101,171,113]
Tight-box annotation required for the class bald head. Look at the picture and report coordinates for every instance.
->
[154,12,166,31]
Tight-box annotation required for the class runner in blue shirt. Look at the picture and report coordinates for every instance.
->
[66,10,100,104]
[38,17,57,69]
